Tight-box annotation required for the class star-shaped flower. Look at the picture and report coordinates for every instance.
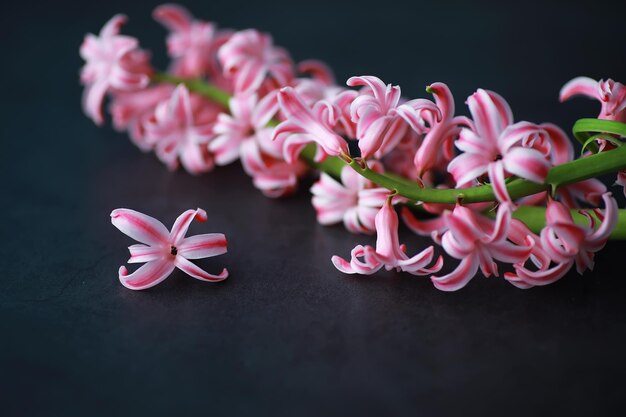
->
[111,208,228,290]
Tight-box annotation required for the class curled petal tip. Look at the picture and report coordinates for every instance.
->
[194,208,208,222]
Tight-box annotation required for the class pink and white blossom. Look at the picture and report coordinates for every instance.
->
[331,196,443,275]
[111,208,228,290]
[311,163,390,234]
[143,84,220,174]
[347,76,440,159]
[413,82,471,177]
[240,137,307,198]
[209,91,278,165]
[506,193,618,287]
[560,77,626,123]
[404,203,534,291]
[153,4,232,78]
[273,87,349,163]
[218,29,294,94]
[448,89,570,204]
[80,14,152,125]
[109,84,174,149]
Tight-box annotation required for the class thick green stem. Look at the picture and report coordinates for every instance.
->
[154,73,626,239]
[152,73,231,108]
[345,145,626,203]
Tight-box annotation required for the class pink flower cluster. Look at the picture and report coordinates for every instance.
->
[82,5,624,291]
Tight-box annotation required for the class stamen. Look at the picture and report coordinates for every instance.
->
[170,246,178,256]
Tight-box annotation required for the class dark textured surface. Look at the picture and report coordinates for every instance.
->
[2,1,626,415]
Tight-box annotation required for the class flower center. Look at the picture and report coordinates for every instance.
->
[170,245,178,256]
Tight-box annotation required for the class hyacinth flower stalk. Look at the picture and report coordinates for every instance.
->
[82,6,626,291]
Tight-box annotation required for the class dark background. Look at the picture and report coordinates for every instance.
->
[2,0,626,415]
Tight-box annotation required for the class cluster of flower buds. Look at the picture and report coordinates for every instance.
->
[82,4,626,291]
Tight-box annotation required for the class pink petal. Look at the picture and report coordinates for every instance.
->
[118,260,176,290]
[169,208,208,245]
[153,4,192,32]
[331,255,356,274]
[431,255,479,292]
[397,246,443,276]
[401,207,447,237]
[111,209,170,246]
[252,90,279,127]
[82,78,109,125]
[174,256,228,282]
[347,76,389,105]
[448,152,489,186]
[374,198,404,260]
[559,77,600,102]
[297,60,335,85]
[177,233,227,259]
[467,89,513,145]
[127,244,163,264]
[511,261,573,287]
[100,14,127,38]
[487,160,511,204]
[502,147,550,184]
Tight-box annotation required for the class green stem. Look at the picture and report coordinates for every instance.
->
[152,73,231,108]
[346,145,626,204]
[573,118,626,154]
[154,73,626,239]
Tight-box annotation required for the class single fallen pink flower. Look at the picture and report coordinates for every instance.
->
[506,193,618,287]
[80,14,152,125]
[153,4,232,79]
[218,29,294,94]
[331,196,443,275]
[560,77,626,123]
[273,86,349,162]
[311,162,389,234]
[143,84,220,174]
[347,75,441,159]
[111,208,228,290]
[448,89,570,204]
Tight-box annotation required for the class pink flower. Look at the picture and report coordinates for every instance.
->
[560,77,626,123]
[413,83,471,177]
[109,84,174,149]
[507,193,618,287]
[80,14,152,125]
[209,91,278,165]
[153,4,231,78]
[331,196,443,275]
[447,89,569,204]
[111,208,228,290]
[273,87,349,163]
[218,29,294,94]
[405,203,534,291]
[143,84,220,174]
[347,76,441,159]
[311,163,389,234]
[297,60,335,86]
[240,137,307,198]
